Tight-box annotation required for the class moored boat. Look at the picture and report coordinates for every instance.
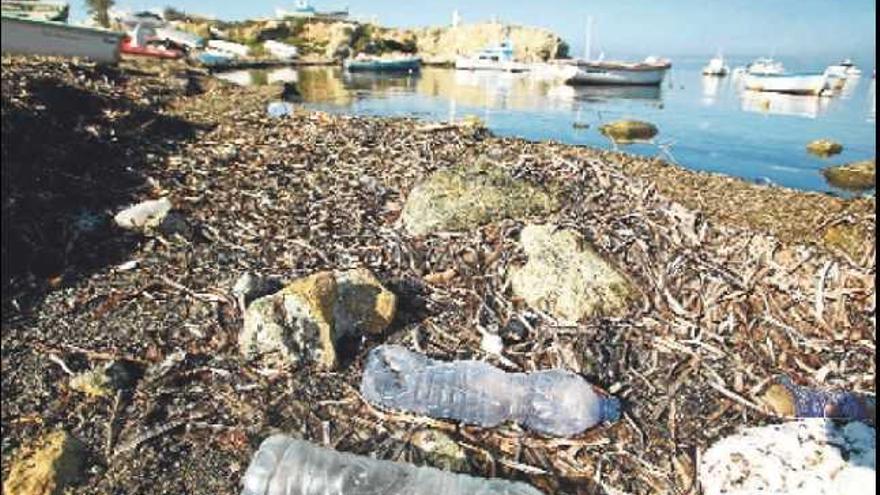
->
[120,36,182,59]
[702,53,729,76]
[454,40,529,72]
[206,39,250,58]
[197,50,235,67]
[264,39,299,60]
[566,57,671,86]
[1,11,123,63]
[826,58,862,79]
[747,57,785,75]
[743,71,829,95]
[343,54,421,72]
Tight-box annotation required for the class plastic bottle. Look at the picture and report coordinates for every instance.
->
[241,434,543,495]
[360,345,620,437]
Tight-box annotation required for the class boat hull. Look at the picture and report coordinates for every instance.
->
[1,15,122,63]
[454,57,530,72]
[567,65,668,86]
[344,57,421,72]
[743,73,828,95]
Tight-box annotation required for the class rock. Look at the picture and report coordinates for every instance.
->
[333,268,397,336]
[410,429,468,471]
[239,269,396,368]
[598,120,659,142]
[232,272,284,309]
[807,139,844,157]
[5,430,86,495]
[509,225,635,323]
[822,222,872,260]
[68,361,138,398]
[113,197,190,237]
[700,419,875,495]
[822,159,875,190]
[401,162,558,236]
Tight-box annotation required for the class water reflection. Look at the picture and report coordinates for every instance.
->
[701,76,722,106]
[740,90,831,119]
[215,67,300,86]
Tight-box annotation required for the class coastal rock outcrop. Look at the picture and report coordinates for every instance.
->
[239,269,396,368]
[599,120,659,142]
[807,139,844,157]
[699,419,875,495]
[401,162,558,236]
[822,159,875,190]
[5,430,87,495]
[407,22,566,64]
[509,224,635,323]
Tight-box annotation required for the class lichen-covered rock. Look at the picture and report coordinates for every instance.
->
[68,361,137,398]
[822,159,875,190]
[598,120,658,142]
[232,272,284,309]
[239,269,396,368]
[509,225,634,323]
[700,419,875,495]
[401,163,558,236]
[807,139,844,157]
[411,429,468,472]
[5,430,86,495]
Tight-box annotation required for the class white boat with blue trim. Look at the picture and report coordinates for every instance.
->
[455,40,529,72]
[743,71,830,95]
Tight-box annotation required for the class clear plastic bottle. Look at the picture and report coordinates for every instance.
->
[241,434,543,495]
[360,345,621,437]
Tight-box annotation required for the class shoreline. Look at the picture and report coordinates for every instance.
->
[2,55,875,495]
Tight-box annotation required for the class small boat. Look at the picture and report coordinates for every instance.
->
[567,56,671,86]
[206,39,250,58]
[746,57,785,75]
[153,25,203,50]
[119,23,182,59]
[343,54,421,72]
[743,71,829,95]
[1,0,68,21]
[264,39,298,60]
[197,50,234,67]
[1,10,123,63]
[702,53,730,76]
[455,40,529,72]
[826,58,862,79]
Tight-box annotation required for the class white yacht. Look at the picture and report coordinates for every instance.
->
[747,57,785,75]
[702,53,730,76]
[826,58,862,79]
[455,40,530,72]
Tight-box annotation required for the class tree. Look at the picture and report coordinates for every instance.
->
[85,0,114,28]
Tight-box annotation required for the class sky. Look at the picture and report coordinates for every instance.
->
[77,0,876,65]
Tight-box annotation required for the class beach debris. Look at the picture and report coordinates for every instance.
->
[598,120,658,142]
[410,429,468,471]
[401,162,558,236]
[509,224,635,324]
[699,419,876,495]
[361,345,620,436]
[572,122,590,129]
[5,430,87,495]
[68,360,139,398]
[822,159,875,190]
[239,269,396,368]
[807,139,844,157]
[266,101,295,118]
[760,375,875,425]
[416,115,487,135]
[231,272,284,309]
[241,434,542,495]
[113,197,190,237]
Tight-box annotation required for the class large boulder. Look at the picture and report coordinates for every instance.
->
[700,419,875,495]
[807,139,844,157]
[4,431,86,495]
[598,120,658,142]
[822,159,875,190]
[401,163,558,236]
[239,269,396,369]
[509,225,635,323]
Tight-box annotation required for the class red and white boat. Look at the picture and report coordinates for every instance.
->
[120,36,182,59]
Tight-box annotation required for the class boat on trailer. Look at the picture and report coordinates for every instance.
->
[1,3,123,63]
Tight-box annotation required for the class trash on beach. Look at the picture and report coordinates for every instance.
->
[360,345,620,436]
[241,434,543,495]
[266,101,295,118]
[114,197,172,231]
[760,375,876,425]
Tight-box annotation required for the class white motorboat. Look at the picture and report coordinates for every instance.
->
[702,53,729,76]
[455,40,530,72]
[743,71,829,95]
[264,39,298,60]
[566,56,671,86]
[206,39,250,58]
[747,57,785,75]
[826,58,862,79]
[1,7,123,63]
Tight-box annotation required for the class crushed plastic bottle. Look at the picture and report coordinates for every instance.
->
[241,434,543,495]
[762,375,876,425]
[360,345,620,437]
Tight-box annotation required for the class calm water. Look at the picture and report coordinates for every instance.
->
[217,58,876,194]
